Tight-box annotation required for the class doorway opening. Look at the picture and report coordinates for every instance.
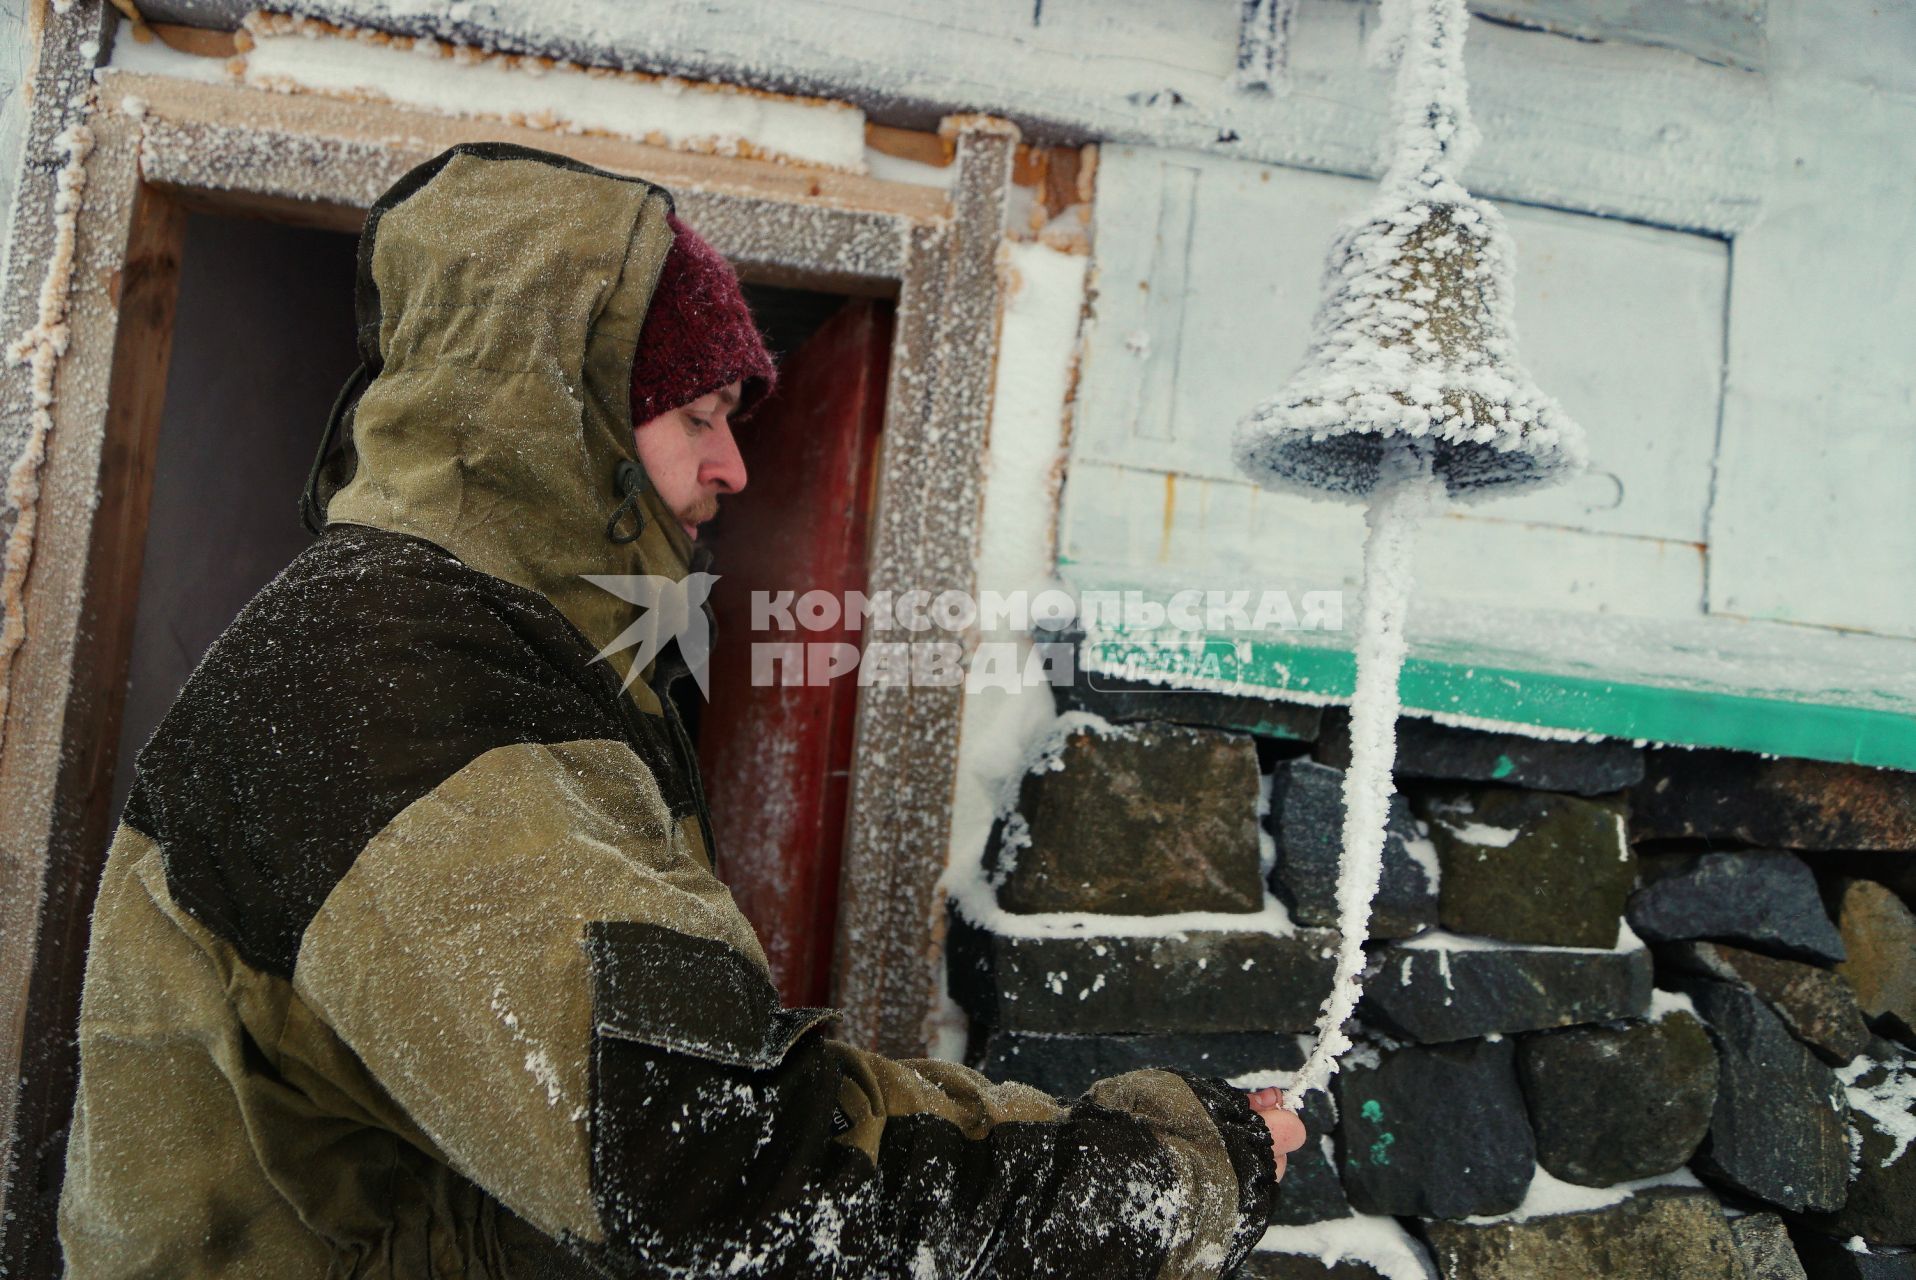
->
[698,290,894,1009]
[109,214,359,824]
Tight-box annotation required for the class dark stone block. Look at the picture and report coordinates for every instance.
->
[1658,940,1871,1064]
[1420,1188,1743,1279]
[1731,1213,1809,1280]
[1056,670,1323,742]
[1333,1038,1536,1220]
[988,722,1264,915]
[1800,1040,1916,1247]
[1267,759,1438,941]
[946,909,1338,1034]
[1806,853,1916,914]
[1516,1011,1717,1186]
[1835,881,1916,1046]
[1361,936,1653,1044]
[1790,1231,1916,1280]
[976,1029,1302,1099]
[1239,1253,1396,1280]
[1318,710,1645,796]
[1631,749,1916,851]
[1420,788,1636,948]
[1417,1188,1747,1280]
[1676,977,1850,1214]
[1629,851,1847,965]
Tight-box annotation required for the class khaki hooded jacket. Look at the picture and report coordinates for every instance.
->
[58,143,1277,1278]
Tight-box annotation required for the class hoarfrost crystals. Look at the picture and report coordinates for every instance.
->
[1233,0,1585,503]
[1840,1050,1916,1169]
[1290,441,1443,1101]
[0,115,96,755]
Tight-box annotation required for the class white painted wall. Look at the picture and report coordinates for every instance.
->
[1057,0,1916,707]
[1704,1,1916,641]
[0,0,1904,708]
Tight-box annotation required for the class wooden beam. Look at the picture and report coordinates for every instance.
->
[101,70,951,227]
[832,117,1017,1056]
[866,121,951,170]
[148,20,242,58]
[0,98,187,1271]
[109,69,943,287]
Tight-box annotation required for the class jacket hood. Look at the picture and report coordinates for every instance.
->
[315,143,700,690]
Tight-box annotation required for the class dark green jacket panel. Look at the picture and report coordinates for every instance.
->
[123,523,695,980]
[584,922,1278,1277]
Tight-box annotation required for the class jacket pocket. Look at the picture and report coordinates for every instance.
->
[583,921,834,1070]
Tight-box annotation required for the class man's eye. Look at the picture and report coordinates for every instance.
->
[687,415,712,432]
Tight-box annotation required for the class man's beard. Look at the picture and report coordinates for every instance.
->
[677,492,720,528]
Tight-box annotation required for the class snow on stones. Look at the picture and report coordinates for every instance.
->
[1362,927,1652,1045]
[948,700,1911,1266]
[1801,1040,1916,1247]
[1245,1213,1434,1280]
[946,913,1337,1036]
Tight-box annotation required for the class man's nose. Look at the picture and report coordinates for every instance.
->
[700,420,748,495]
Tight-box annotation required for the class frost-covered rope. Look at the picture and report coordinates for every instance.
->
[1288,439,1443,1103]
[1378,0,1478,198]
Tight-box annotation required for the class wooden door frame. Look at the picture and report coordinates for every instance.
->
[0,1,1013,1246]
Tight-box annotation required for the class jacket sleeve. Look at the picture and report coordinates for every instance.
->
[290,733,1276,1279]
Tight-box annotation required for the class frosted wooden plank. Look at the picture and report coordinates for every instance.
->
[1707,76,1916,640]
[1060,460,1704,621]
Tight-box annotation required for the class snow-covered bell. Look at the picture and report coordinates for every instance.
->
[1232,0,1586,503]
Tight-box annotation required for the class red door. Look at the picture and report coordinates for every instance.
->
[697,299,892,1008]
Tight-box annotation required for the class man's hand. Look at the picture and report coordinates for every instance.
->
[1246,1087,1307,1181]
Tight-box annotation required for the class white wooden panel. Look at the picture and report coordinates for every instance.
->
[1706,66,1916,639]
[1075,146,1728,544]
[121,0,1772,234]
[1059,460,1706,622]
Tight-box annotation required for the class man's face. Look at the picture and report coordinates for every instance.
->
[632,382,748,541]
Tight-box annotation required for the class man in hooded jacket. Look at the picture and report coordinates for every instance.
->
[57,142,1296,1278]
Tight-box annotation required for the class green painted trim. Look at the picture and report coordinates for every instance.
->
[1081,633,1916,770]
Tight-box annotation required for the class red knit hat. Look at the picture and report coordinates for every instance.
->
[629,214,777,426]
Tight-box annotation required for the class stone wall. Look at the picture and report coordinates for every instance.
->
[948,678,1916,1278]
